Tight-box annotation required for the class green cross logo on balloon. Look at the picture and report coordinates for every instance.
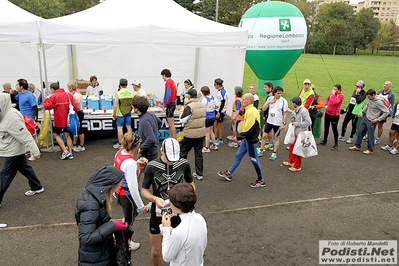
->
[239,1,307,94]
[279,19,291,31]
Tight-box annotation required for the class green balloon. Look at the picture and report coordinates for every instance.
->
[240,1,307,95]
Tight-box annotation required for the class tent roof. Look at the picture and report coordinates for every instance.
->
[0,0,41,43]
[40,0,248,48]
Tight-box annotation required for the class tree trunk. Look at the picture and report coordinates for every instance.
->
[353,44,357,54]
[333,43,336,55]
[371,47,374,55]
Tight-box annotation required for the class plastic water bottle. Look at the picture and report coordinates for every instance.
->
[137,202,152,214]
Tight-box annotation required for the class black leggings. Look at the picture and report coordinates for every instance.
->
[341,112,359,138]
[323,113,339,145]
[117,194,137,239]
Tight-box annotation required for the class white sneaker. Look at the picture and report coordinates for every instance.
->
[128,240,141,251]
[25,187,44,196]
[346,137,353,144]
[338,136,345,142]
[202,147,210,153]
[210,144,219,151]
[193,172,204,180]
[228,141,238,148]
[113,143,123,149]
[227,135,234,141]
[390,148,398,155]
[381,145,393,151]
[393,139,398,146]
[73,145,86,152]
[28,155,40,161]
[362,135,368,142]
[374,138,380,145]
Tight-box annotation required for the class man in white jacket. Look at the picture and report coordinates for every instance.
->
[0,93,43,208]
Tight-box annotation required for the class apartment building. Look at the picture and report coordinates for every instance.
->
[362,0,399,23]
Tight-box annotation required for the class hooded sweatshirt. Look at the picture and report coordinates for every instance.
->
[362,97,389,122]
[0,93,40,157]
[75,164,123,266]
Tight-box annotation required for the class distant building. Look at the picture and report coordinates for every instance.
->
[351,1,365,13]
[361,0,399,23]
[317,0,399,26]
[318,0,350,4]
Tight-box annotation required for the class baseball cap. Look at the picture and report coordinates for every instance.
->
[290,96,302,105]
[187,88,198,98]
[303,79,311,84]
[132,80,141,86]
[162,138,180,162]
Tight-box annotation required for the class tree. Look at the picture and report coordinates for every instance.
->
[326,20,349,55]
[370,21,392,54]
[10,0,65,18]
[61,0,100,15]
[352,8,380,53]
[315,2,355,34]
[196,0,260,26]
[10,0,100,18]
[283,0,318,35]
[174,0,198,12]
[387,20,399,55]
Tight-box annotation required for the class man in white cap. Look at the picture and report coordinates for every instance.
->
[141,138,196,266]
[132,80,147,98]
[298,79,315,110]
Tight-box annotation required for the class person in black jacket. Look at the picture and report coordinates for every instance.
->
[75,164,128,266]
[131,96,162,162]
[338,81,367,144]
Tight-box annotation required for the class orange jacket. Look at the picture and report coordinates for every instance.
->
[232,96,244,121]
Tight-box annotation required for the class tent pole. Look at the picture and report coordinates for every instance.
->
[42,45,54,150]
[42,45,49,97]
[216,0,219,22]
[37,43,44,101]
[194,48,200,89]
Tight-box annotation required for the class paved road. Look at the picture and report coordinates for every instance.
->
[0,121,398,265]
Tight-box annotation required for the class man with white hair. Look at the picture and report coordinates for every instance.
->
[375,81,395,145]
[132,80,147,98]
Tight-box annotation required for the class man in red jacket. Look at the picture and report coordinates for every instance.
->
[44,83,78,160]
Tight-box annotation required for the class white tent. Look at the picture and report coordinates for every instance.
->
[40,0,248,114]
[0,0,40,43]
[0,0,71,94]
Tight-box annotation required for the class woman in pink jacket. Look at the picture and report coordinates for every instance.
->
[319,84,344,151]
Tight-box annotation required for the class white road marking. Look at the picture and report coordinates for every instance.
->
[1,189,399,231]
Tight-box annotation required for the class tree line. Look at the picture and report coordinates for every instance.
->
[11,0,399,55]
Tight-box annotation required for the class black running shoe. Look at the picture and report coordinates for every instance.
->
[217,171,232,181]
[319,140,327,145]
[331,145,339,151]
[250,179,266,188]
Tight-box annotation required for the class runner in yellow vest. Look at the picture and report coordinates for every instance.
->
[112,78,134,149]
[298,79,315,110]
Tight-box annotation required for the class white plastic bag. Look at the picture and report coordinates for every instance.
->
[293,131,318,158]
[284,123,296,145]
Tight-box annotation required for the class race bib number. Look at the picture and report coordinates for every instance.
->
[155,199,172,217]
[350,97,356,105]
[394,114,399,125]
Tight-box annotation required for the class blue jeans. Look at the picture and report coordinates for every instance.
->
[355,117,377,152]
[0,154,42,204]
[228,140,263,181]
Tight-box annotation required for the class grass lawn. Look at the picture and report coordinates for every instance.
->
[243,53,399,106]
